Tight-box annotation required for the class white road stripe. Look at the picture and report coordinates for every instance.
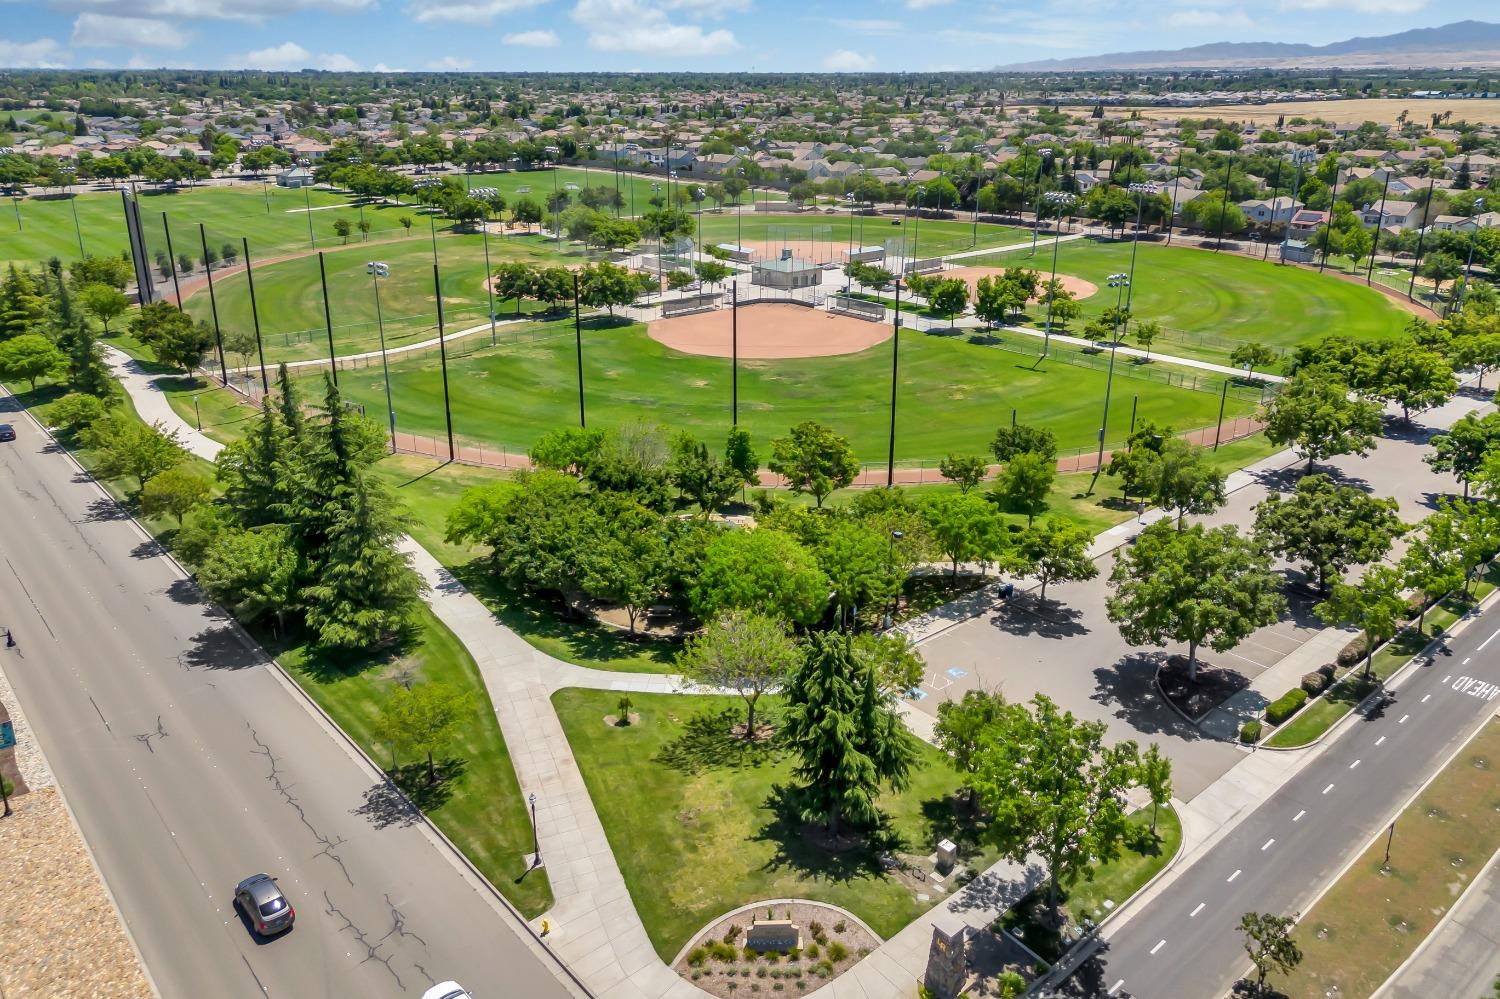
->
[1150,940,1166,955]
[1262,838,1276,851]
[1227,869,1241,882]
[1478,626,1500,652]
[1350,759,1361,770]
[1444,675,1452,682]
[1323,783,1335,794]
[1293,810,1306,822]
[1190,902,1205,918]
[1399,714,1410,724]
[1463,658,1471,665]
[1376,736,1386,746]
[1109,979,1125,996]
[1422,694,1432,703]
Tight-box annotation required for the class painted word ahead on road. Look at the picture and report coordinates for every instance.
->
[1451,675,1500,702]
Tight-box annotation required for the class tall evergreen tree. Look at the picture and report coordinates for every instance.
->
[216,397,289,527]
[781,633,918,834]
[58,317,114,398]
[276,362,303,443]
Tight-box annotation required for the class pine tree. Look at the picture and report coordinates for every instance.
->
[216,397,289,527]
[0,265,48,341]
[275,362,303,443]
[57,317,114,398]
[782,633,918,835]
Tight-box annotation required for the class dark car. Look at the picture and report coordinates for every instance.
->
[234,874,295,936]
[0,424,15,442]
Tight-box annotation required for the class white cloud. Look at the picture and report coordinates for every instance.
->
[405,0,548,24]
[827,18,902,34]
[572,0,738,55]
[1164,7,1254,27]
[905,0,951,8]
[426,55,474,69]
[823,48,875,71]
[0,37,66,68]
[71,13,190,48]
[235,40,359,70]
[504,29,561,46]
[1278,0,1425,11]
[51,0,373,21]
[657,0,751,16]
[371,62,408,71]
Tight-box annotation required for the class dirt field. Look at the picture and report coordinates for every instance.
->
[648,302,890,358]
[726,238,843,265]
[944,267,1098,303]
[1189,98,1500,127]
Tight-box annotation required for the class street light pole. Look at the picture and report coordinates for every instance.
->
[887,280,902,487]
[529,792,541,867]
[1456,197,1487,315]
[1124,183,1159,312]
[1028,148,1051,255]
[1093,272,1130,488]
[1041,192,1075,356]
[368,261,397,451]
[1280,148,1317,265]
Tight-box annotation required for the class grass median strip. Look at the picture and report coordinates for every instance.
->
[1277,718,1500,999]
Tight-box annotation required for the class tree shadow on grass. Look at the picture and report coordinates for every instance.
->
[753,785,895,886]
[285,630,417,686]
[654,706,781,776]
[918,793,990,864]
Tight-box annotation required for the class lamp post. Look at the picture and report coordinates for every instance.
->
[473,187,500,345]
[1093,272,1130,486]
[1124,182,1160,312]
[1028,148,1053,255]
[910,185,927,271]
[1041,191,1076,357]
[1455,197,1487,315]
[651,182,664,290]
[193,394,201,430]
[367,261,397,451]
[1278,148,1318,265]
[529,792,541,867]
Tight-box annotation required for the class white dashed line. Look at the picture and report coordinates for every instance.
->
[1150,940,1166,956]
[1399,714,1410,724]
[1109,980,1125,996]
[1261,838,1276,851]
[1422,694,1432,703]
[1227,869,1241,883]
[1463,658,1471,665]
[1293,810,1306,822]
[1376,736,1386,746]
[1322,783,1335,794]
[1190,902,1205,918]
[1445,675,1453,682]
[1478,627,1500,652]
[1350,759,1361,769]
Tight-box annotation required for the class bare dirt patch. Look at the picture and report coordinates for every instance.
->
[944,266,1098,303]
[649,303,891,359]
[0,787,152,998]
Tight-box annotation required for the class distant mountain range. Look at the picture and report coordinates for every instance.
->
[996,20,1500,71]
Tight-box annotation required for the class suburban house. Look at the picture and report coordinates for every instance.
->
[1239,196,1301,226]
[275,165,316,188]
[1360,200,1424,229]
[1289,209,1330,235]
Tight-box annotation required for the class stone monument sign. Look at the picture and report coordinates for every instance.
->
[745,918,802,952]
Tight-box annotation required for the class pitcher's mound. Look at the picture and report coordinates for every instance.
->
[944,267,1098,303]
[649,303,890,359]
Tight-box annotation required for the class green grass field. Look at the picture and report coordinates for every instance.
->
[552,688,997,960]
[180,231,577,363]
[307,316,1254,465]
[973,240,1410,365]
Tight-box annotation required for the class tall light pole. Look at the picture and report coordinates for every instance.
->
[367,261,397,451]
[472,187,500,344]
[1455,196,1487,314]
[1041,191,1075,356]
[1124,182,1159,312]
[1279,148,1318,265]
[1028,148,1053,255]
[910,185,927,271]
[1093,272,1130,488]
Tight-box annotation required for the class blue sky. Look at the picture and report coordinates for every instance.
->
[0,0,1490,73]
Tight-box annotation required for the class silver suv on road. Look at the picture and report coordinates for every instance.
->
[233,873,295,936]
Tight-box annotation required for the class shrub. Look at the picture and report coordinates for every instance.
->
[1318,663,1337,682]
[808,920,825,938]
[773,985,784,993]
[1265,688,1309,725]
[757,966,768,978]
[710,941,738,962]
[1240,719,1262,743]
[804,943,820,959]
[827,941,849,962]
[743,947,760,961]
[1301,671,1327,695]
[833,920,847,934]
[1337,636,1368,668]
[688,947,708,967]
[724,924,742,943]
[815,960,835,978]
[691,970,702,981]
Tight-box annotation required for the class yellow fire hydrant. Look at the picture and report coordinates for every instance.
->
[541,918,551,937]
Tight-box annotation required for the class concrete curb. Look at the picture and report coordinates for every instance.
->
[3,381,594,999]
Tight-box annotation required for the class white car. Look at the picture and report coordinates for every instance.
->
[423,984,471,999]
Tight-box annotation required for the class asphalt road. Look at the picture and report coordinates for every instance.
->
[1060,597,1500,998]
[0,404,581,999]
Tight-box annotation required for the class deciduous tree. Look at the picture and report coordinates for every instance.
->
[768,420,859,508]
[140,467,212,524]
[1262,373,1384,472]
[1014,518,1098,603]
[1253,474,1405,595]
[692,527,829,626]
[0,332,64,389]
[1239,912,1302,996]
[677,610,799,738]
[379,682,475,784]
[1315,565,1408,678]
[992,450,1055,525]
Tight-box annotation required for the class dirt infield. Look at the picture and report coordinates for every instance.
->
[728,238,844,265]
[648,302,891,358]
[944,266,1098,303]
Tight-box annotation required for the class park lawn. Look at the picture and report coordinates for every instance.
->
[311,316,1253,466]
[1266,566,1500,749]
[1277,719,1500,999]
[970,240,1408,365]
[694,211,1027,258]
[552,688,997,961]
[157,374,261,442]
[180,229,581,364]
[272,602,554,917]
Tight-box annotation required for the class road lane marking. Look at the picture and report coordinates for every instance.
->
[1451,677,1500,701]
[1399,714,1409,724]
[1478,626,1500,652]
[1262,838,1276,851]
[1109,980,1125,996]
[1150,940,1166,955]
[1422,694,1432,703]
[1444,675,1452,682]
[1323,783,1335,794]
[1376,736,1386,746]
[1350,759,1361,769]
[1293,810,1306,822]
[1190,902,1205,917]
[1464,658,1471,665]
[1227,869,1241,882]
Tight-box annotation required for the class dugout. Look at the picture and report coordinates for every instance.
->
[751,255,822,290]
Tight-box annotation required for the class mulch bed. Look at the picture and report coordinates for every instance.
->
[1156,655,1250,722]
[675,900,878,999]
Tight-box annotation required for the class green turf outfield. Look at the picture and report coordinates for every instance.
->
[181,230,580,362]
[970,239,1410,364]
[302,315,1255,464]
